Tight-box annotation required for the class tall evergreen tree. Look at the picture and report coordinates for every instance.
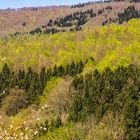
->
[40,67,46,93]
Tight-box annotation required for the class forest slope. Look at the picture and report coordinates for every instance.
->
[1,2,140,36]
[0,1,140,140]
[0,19,140,72]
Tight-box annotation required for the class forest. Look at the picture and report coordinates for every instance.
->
[0,1,140,140]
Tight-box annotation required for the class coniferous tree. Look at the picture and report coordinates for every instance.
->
[18,69,25,88]
[58,65,65,77]
[9,72,17,88]
[53,65,58,77]
[2,63,10,80]
[27,72,40,103]
[2,63,11,94]
[23,67,33,91]
[40,67,46,93]
[77,61,84,74]
[65,64,70,76]
[46,68,52,80]
[122,79,140,140]
[69,61,76,77]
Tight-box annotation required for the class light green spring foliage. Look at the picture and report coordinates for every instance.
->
[39,77,62,105]
[38,123,84,140]
[0,19,140,72]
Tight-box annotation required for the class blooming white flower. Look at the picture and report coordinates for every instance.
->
[10,124,13,129]
[4,130,7,134]
[45,104,48,108]
[20,132,24,136]
[2,57,6,61]
[34,131,38,135]
[37,117,41,121]
[25,127,29,130]
[43,127,47,131]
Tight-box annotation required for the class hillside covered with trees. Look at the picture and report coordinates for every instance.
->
[0,1,140,140]
[1,1,140,36]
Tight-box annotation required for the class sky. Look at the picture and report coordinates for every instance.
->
[0,0,96,9]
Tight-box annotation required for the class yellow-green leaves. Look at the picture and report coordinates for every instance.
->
[1,19,140,73]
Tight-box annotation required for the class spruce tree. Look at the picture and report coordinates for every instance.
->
[40,67,46,93]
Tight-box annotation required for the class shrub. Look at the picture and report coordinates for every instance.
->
[1,88,28,116]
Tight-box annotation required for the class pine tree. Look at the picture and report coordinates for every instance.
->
[58,65,65,77]
[69,61,76,76]
[65,64,70,75]
[2,63,11,93]
[53,65,58,77]
[9,72,17,88]
[40,67,46,93]
[23,67,33,91]
[46,68,52,80]
[122,79,140,140]
[27,72,40,103]
[18,69,25,88]
[2,63,10,82]
[77,61,84,74]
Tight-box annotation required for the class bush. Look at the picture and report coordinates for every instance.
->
[36,116,62,137]
[123,99,140,140]
[1,88,28,116]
